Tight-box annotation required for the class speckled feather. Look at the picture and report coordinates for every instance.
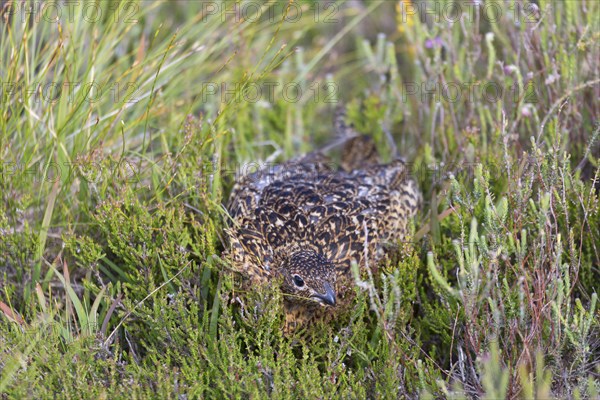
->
[225,119,421,332]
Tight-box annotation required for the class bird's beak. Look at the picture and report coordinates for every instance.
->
[312,282,336,306]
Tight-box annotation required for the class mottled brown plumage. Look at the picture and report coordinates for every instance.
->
[225,114,421,332]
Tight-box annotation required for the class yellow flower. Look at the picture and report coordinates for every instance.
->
[396,1,416,61]
[396,0,415,34]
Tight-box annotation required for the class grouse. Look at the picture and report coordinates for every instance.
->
[225,112,421,332]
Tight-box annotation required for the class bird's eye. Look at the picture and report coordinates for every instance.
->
[292,275,305,287]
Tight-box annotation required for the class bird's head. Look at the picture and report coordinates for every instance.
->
[280,249,337,307]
